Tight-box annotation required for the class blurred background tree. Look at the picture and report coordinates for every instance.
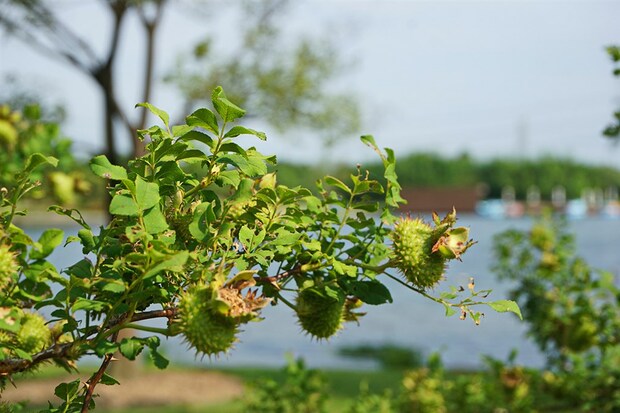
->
[603,45,620,141]
[0,0,359,166]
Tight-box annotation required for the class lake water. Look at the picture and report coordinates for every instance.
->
[35,215,620,370]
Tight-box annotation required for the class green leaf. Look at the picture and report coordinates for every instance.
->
[228,178,254,204]
[325,176,352,194]
[48,206,91,229]
[179,130,215,150]
[443,303,456,317]
[89,155,128,180]
[219,142,247,157]
[30,228,64,260]
[212,86,245,122]
[218,170,241,187]
[143,251,189,280]
[119,338,145,361]
[218,153,267,177]
[54,379,82,401]
[101,281,126,293]
[134,177,160,211]
[360,135,378,149]
[487,300,523,320]
[143,207,168,234]
[171,124,193,137]
[238,226,264,250]
[348,280,393,305]
[65,259,93,279]
[189,202,215,242]
[136,102,169,129]
[149,347,170,369]
[224,125,266,140]
[71,298,110,312]
[24,153,58,173]
[109,193,139,216]
[78,229,96,253]
[177,149,207,163]
[332,261,357,277]
[186,108,219,135]
[99,373,120,386]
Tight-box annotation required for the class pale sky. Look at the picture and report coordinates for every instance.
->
[1,0,619,167]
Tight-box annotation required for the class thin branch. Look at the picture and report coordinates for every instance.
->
[0,308,178,376]
[81,332,118,413]
[255,265,304,284]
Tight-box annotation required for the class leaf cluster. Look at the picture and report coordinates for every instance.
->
[0,87,519,411]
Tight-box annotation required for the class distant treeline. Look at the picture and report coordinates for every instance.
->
[274,153,620,200]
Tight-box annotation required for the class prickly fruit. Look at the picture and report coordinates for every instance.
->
[177,286,238,356]
[296,287,345,339]
[0,244,18,290]
[390,217,446,289]
[17,313,51,354]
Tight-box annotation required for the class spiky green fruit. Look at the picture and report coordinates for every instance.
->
[177,286,238,356]
[0,331,15,357]
[390,217,446,289]
[0,244,18,290]
[170,215,193,244]
[296,288,345,339]
[17,313,51,355]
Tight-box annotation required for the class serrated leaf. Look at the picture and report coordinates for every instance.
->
[77,228,96,253]
[143,207,168,234]
[177,149,207,163]
[24,153,58,173]
[143,251,189,280]
[99,373,120,386]
[189,202,214,242]
[224,125,266,140]
[101,281,126,293]
[54,379,81,401]
[228,178,254,204]
[333,261,357,277]
[90,155,128,180]
[136,102,169,129]
[212,86,245,122]
[186,108,219,135]
[149,347,169,369]
[487,300,523,320]
[109,193,139,216]
[119,338,145,361]
[348,280,392,305]
[443,303,457,317]
[171,124,193,137]
[71,298,109,312]
[30,228,64,260]
[135,177,160,211]
[325,176,352,195]
[217,153,267,178]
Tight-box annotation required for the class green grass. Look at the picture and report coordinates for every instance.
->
[12,365,404,413]
[216,366,403,398]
